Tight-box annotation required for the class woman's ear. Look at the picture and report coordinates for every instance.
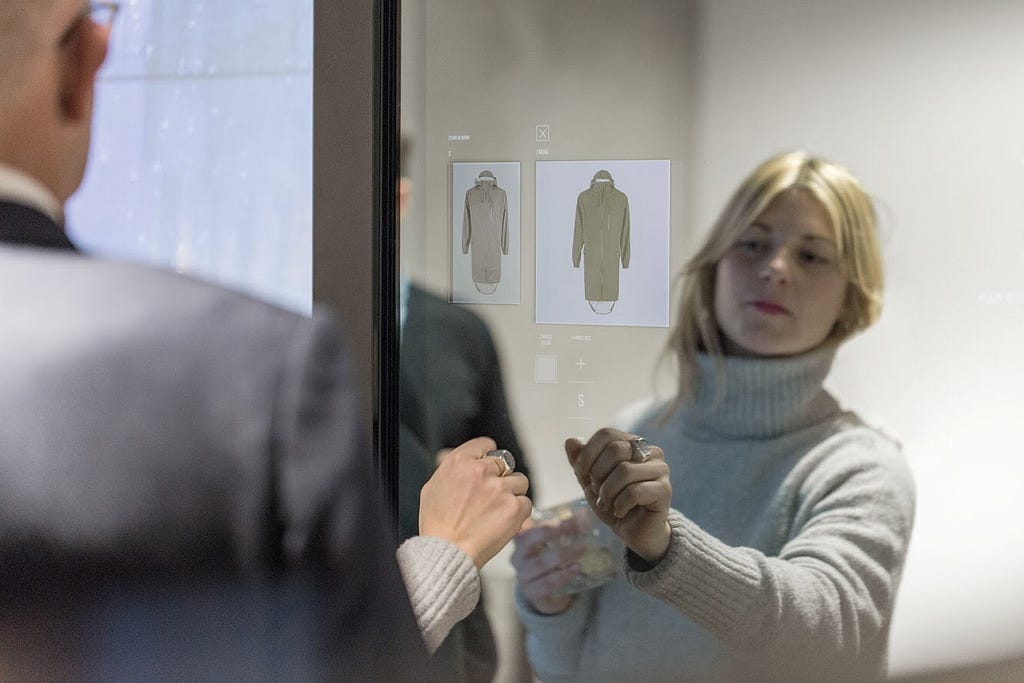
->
[58,23,110,122]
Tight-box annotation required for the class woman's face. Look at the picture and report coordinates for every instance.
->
[713,189,848,357]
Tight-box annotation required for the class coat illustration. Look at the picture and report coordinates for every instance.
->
[461,171,509,285]
[572,170,630,301]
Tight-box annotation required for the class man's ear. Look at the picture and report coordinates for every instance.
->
[58,24,110,122]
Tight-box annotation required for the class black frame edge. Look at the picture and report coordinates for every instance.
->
[374,0,401,519]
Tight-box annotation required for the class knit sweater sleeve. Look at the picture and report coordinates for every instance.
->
[626,429,915,677]
[396,536,481,653]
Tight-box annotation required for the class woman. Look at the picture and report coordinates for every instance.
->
[512,151,915,681]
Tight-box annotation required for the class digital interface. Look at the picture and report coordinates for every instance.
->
[403,0,1024,676]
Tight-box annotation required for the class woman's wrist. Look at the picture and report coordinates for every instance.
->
[631,521,672,566]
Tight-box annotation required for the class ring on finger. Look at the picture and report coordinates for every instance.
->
[629,437,652,463]
[486,449,516,477]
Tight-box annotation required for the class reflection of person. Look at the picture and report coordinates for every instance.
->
[513,151,916,681]
[402,282,533,680]
[0,4,530,679]
[401,283,532,498]
[399,141,533,680]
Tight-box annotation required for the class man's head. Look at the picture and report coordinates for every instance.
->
[0,1,113,204]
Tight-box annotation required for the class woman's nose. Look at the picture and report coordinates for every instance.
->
[759,250,791,284]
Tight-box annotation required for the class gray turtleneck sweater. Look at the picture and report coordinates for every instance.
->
[516,347,915,681]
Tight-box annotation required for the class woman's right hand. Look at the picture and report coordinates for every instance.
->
[511,518,588,615]
[566,429,673,565]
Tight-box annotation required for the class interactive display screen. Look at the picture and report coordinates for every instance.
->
[401,1,1024,678]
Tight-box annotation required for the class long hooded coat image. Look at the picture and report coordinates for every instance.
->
[572,170,630,301]
[461,171,509,285]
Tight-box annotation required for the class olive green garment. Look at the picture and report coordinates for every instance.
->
[461,171,509,285]
[572,170,630,302]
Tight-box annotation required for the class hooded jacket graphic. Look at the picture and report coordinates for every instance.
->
[461,171,509,287]
[572,170,630,302]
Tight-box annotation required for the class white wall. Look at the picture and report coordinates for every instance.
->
[693,0,1024,674]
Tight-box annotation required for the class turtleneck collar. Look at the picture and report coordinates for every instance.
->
[678,344,841,440]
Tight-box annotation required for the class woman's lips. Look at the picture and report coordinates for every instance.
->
[751,301,791,315]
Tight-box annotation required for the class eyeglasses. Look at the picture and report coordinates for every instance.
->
[57,1,121,48]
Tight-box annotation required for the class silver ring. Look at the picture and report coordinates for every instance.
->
[629,437,652,463]
[485,449,516,477]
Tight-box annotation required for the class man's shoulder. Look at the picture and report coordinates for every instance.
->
[0,246,337,370]
[0,244,350,475]
[2,245,315,325]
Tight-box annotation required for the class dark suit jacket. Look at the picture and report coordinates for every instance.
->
[0,201,433,681]
[399,283,531,682]
[400,284,530,500]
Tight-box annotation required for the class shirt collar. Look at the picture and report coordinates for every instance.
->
[0,162,64,226]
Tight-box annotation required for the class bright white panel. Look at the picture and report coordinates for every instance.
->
[67,1,314,314]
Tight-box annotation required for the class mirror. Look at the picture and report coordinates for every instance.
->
[400,0,1024,679]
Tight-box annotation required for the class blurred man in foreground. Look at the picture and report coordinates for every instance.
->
[0,2,530,679]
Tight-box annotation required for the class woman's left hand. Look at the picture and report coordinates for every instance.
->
[420,437,532,569]
[565,428,673,565]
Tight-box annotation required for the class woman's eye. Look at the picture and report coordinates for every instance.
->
[737,239,768,253]
[799,251,829,264]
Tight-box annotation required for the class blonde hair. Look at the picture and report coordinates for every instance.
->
[665,150,883,408]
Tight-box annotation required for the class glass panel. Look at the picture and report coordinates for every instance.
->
[401,0,1024,680]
